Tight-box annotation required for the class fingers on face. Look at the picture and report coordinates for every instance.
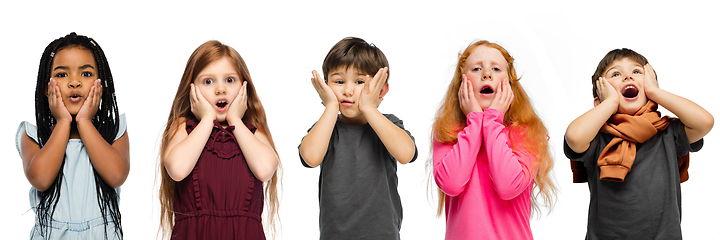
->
[458,75,466,99]
[190,83,199,104]
[241,81,248,102]
[311,70,321,88]
[95,79,103,98]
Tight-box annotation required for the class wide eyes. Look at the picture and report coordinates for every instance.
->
[55,72,68,78]
[201,76,239,85]
[81,71,93,77]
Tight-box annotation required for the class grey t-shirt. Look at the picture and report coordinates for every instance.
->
[300,114,417,240]
[564,120,703,240]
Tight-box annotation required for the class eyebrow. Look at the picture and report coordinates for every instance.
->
[53,66,69,71]
[53,64,95,71]
[79,64,95,70]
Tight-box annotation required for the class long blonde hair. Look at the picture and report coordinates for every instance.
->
[429,40,556,217]
[158,40,280,239]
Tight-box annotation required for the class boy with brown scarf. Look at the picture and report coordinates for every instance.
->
[564,48,713,239]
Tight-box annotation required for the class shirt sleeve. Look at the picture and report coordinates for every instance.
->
[386,114,419,163]
[671,119,703,156]
[482,108,538,200]
[298,121,321,168]
[433,111,484,197]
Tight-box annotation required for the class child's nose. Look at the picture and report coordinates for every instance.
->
[623,76,633,81]
[482,71,493,80]
[215,85,226,94]
[343,84,353,96]
[68,78,81,88]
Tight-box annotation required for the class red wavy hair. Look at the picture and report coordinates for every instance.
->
[430,40,556,216]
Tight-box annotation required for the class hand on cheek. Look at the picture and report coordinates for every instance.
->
[76,79,103,123]
[458,74,483,115]
[311,70,338,108]
[644,64,659,100]
[47,78,73,123]
[190,83,216,121]
[359,67,388,112]
[227,81,248,126]
[596,77,620,107]
[488,77,513,114]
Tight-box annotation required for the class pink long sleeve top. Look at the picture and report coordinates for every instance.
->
[434,109,538,240]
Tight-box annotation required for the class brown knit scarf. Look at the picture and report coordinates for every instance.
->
[571,100,690,183]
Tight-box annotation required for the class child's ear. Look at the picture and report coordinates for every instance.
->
[593,97,601,107]
[379,83,389,98]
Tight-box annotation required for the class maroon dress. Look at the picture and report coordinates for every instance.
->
[172,120,265,240]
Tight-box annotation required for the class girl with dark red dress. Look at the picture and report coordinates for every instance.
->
[158,40,280,240]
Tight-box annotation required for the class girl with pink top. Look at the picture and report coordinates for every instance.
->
[431,40,556,239]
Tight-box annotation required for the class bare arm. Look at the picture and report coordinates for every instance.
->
[232,127,279,182]
[299,70,340,167]
[21,121,71,191]
[359,68,415,164]
[77,120,130,188]
[73,80,129,188]
[565,77,619,153]
[22,79,74,191]
[363,109,416,164]
[226,81,279,182]
[163,119,214,181]
[643,64,713,143]
[164,84,217,181]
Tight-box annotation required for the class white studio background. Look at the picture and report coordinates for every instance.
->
[1,1,718,239]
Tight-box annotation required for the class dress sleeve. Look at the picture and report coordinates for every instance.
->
[16,121,39,157]
[433,111,483,197]
[114,113,127,141]
[482,109,537,200]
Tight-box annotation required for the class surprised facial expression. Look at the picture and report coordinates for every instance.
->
[194,57,242,123]
[463,45,509,110]
[50,47,98,115]
[327,66,368,125]
[601,58,648,115]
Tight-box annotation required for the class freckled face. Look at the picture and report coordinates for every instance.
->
[463,45,508,110]
[193,57,242,123]
[50,47,98,115]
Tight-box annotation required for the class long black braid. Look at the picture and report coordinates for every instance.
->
[33,32,122,239]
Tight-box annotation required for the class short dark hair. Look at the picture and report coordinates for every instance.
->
[591,48,649,98]
[322,37,389,82]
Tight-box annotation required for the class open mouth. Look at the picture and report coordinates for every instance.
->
[216,100,228,111]
[480,86,494,94]
[621,85,639,98]
[69,93,82,102]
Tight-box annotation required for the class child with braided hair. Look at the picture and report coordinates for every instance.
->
[16,32,129,240]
